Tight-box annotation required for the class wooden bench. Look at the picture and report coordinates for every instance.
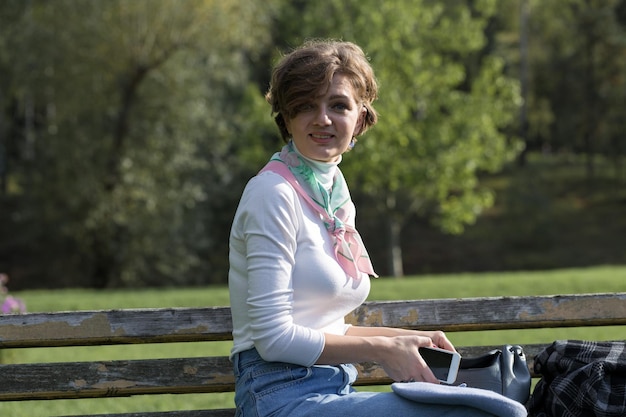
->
[1,292,625,416]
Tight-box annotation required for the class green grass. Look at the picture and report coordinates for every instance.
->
[3,265,625,416]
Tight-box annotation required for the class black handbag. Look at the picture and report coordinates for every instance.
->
[455,345,531,404]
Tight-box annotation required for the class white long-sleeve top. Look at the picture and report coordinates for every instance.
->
[228,165,371,367]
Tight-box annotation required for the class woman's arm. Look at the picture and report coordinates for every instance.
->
[346,326,456,351]
[234,174,326,366]
[315,327,456,384]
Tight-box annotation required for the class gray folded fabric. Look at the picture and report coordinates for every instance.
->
[392,382,527,417]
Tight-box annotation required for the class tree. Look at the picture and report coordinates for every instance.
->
[0,0,281,288]
[273,0,523,276]
[527,0,626,177]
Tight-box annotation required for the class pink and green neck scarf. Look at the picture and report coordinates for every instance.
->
[260,142,377,280]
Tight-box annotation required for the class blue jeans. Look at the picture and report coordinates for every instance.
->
[232,348,496,417]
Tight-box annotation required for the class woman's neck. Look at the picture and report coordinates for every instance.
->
[291,142,340,190]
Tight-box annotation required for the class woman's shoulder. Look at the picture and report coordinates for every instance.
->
[240,170,299,204]
[233,170,304,229]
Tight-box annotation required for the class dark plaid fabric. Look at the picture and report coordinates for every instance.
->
[527,340,626,417]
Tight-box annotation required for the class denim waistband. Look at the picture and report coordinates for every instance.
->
[233,347,358,384]
[232,347,266,376]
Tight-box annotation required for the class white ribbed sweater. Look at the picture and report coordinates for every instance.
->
[228,166,370,366]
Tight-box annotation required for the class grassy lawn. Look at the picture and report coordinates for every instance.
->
[3,265,625,415]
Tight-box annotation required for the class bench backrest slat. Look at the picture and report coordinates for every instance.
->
[347,292,626,331]
[1,293,624,348]
[0,342,591,401]
[0,307,233,348]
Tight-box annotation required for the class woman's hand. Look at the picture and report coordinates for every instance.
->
[320,327,457,384]
[421,330,456,352]
[375,335,441,384]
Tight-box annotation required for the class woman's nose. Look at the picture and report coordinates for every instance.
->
[313,106,332,125]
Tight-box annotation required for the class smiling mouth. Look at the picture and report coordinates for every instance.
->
[310,133,333,142]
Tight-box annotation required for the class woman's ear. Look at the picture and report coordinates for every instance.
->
[354,106,367,137]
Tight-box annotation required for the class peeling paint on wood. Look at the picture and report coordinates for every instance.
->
[184,365,198,375]
[0,307,233,348]
[0,312,127,342]
[70,379,87,389]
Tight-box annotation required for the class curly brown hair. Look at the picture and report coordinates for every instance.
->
[265,40,379,142]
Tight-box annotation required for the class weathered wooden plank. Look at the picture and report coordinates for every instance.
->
[59,410,236,417]
[0,344,552,401]
[0,307,233,348]
[0,357,235,401]
[348,292,626,331]
[1,293,623,348]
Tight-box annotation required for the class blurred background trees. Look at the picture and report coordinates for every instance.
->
[1,0,624,289]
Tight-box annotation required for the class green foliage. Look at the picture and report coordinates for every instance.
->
[1,0,624,287]
[402,152,626,274]
[277,1,522,219]
[526,0,626,166]
[273,0,523,274]
[0,0,281,287]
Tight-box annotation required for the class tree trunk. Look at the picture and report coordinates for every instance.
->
[385,194,404,277]
[387,215,404,277]
[518,0,530,167]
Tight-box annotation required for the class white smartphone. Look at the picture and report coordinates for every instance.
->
[418,346,461,384]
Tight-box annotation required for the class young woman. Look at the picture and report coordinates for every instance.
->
[228,40,497,417]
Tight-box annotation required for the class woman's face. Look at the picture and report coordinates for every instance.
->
[285,73,365,162]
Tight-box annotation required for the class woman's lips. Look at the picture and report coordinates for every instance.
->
[310,133,333,143]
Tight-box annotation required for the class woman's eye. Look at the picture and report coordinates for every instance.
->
[332,102,349,111]
[296,103,314,112]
